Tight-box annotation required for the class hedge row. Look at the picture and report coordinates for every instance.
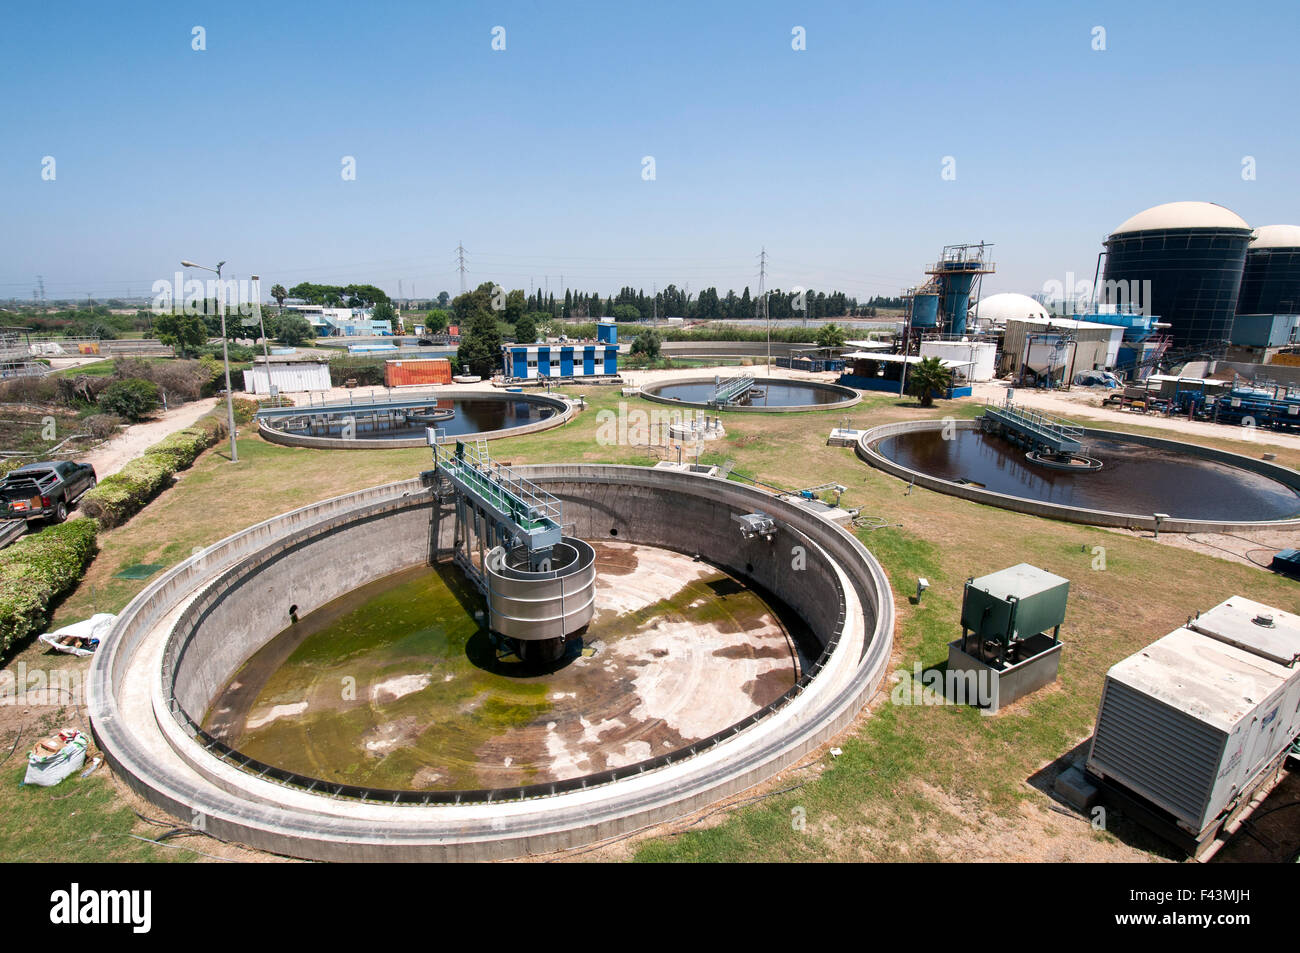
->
[77,398,259,529]
[0,518,98,656]
[78,456,175,528]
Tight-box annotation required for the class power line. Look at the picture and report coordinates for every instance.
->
[456,242,468,294]
[758,247,770,375]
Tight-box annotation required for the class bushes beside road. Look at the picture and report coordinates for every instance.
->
[78,397,258,529]
[78,456,174,529]
[0,518,98,656]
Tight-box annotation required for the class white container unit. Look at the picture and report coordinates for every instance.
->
[918,340,997,382]
[242,361,331,395]
[1087,597,1300,836]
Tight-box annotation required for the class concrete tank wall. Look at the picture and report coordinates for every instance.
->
[545,479,846,653]
[858,418,1300,533]
[638,376,861,413]
[170,494,433,719]
[168,469,857,752]
[92,466,894,861]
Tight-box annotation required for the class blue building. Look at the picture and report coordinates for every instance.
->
[502,319,619,380]
[502,344,619,379]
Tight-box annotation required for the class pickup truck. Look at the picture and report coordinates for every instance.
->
[0,461,97,523]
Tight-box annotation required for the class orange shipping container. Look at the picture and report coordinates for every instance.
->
[385,358,452,387]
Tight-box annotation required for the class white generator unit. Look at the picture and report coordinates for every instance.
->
[1087,596,1300,838]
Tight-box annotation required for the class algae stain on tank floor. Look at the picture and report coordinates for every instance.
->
[203,542,805,792]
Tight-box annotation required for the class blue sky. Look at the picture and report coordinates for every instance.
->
[1,0,1295,304]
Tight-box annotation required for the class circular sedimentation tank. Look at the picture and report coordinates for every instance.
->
[858,419,1300,532]
[257,389,572,449]
[89,466,893,861]
[639,376,860,412]
[201,540,807,793]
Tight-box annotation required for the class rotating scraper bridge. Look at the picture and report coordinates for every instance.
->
[980,395,1084,455]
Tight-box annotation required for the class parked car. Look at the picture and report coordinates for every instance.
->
[0,461,97,523]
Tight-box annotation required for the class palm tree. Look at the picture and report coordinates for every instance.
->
[815,321,846,348]
[270,283,288,312]
[907,356,952,408]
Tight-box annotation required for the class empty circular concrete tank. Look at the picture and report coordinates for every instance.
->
[88,465,893,862]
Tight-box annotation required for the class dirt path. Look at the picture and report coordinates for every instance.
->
[1114,525,1298,573]
[46,356,111,373]
[972,380,1300,451]
[81,397,219,479]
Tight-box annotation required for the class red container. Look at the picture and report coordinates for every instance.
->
[385,358,452,387]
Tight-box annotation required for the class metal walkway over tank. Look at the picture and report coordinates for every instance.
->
[980,395,1083,454]
[423,432,594,662]
[427,434,562,585]
[711,375,755,406]
[254,392,452,420]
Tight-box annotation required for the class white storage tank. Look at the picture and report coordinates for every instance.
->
[1086,597,1300,837]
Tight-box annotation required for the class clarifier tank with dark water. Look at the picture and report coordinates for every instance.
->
[876,429,1300,522]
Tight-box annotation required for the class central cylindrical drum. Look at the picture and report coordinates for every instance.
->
[486,537,596,659]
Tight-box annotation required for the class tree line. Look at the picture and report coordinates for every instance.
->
[497,284,884,322]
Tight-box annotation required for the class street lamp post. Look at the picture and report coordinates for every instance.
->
[250,275,271,366]
[181,259,238,462]
[249,275,274,399]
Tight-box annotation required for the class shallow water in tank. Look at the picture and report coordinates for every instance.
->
[875,429,1300,521]
[202,543,810,792]
[276,397,554,441]
[652,381,844,407]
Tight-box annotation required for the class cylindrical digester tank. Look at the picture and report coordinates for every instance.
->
[1236,224,1300,316]
[1101,201,1252,347]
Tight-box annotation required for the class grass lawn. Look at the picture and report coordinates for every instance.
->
[3,382,1298,862]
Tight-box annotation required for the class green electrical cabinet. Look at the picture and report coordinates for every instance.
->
[960,563,1069,664]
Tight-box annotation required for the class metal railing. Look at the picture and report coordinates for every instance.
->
[712,375,755,405]
[432,434,562,528]
[986,397,1083,440]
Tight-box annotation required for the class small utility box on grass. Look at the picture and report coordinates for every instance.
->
[946,563,1068,713]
